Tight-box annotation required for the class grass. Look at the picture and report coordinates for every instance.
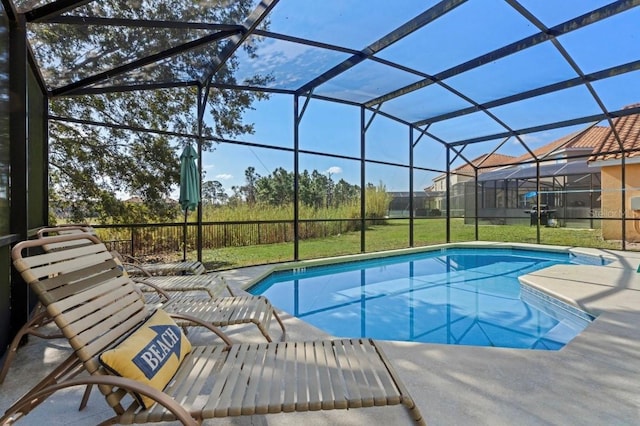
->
[197,219,622,270]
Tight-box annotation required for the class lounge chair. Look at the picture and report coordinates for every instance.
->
[116,252,206,276]
[37,225,253,304]
[37,225,207,276]
[36,226,275,322]
[4,233,425,425]
[38,225,219,294]
[0,235,285,385]
[133,273,222,297]
[139,277,286,343]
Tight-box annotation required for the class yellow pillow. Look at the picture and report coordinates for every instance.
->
[99,309,192,409]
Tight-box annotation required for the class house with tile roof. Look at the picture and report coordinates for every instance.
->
[426,116,623,227]
[428,153,517,193]
[476,124,608,226]
[425,153,518,217]
[423,103,640,234]
[411,103,640,235]
[588,103,640,241]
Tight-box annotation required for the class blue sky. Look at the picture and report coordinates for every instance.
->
[194,0,640,197]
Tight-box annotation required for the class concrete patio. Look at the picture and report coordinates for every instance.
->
[1,243,639,425]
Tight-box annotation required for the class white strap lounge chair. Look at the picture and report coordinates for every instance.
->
[37,225,206,276]
[3,233,425,425]
[1,233,285,386]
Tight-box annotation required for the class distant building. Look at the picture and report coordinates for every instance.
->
[125,196,179,206]
[387,191,430,217]
[124,196,144,204]
[424,104,640,229]
[472,125,605,226]
[425,153,517,218]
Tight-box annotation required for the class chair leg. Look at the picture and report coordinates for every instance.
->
[0,309,55,384]
[254,305,286,343]
[255,322,273,343]
[78,384,93,411]
[6,353,83,416]
[260,296,286,341]
[272,310,286,342]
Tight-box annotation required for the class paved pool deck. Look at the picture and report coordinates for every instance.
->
[1,242,639,425]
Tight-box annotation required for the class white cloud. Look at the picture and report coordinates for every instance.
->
[253,39,313,69]
[215,174,233,180]
[325,166,342,175]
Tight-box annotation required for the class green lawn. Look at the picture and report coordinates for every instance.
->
[198,219,622,271]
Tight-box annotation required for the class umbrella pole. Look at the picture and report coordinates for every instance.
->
[183,209,188,261]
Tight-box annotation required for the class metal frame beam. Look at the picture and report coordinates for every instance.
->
[55,80,200,97]
[295,0,467,95]
[51,29,242,97]
[447,105,640,147]
[414,60,640,127]
[293,96,301,260]
[38,15,245,31]
[366,0,639,108]
[25,0,97,22]
[409,127,414,247]
[360,106,366,252]
[507,0,626,151]
[8,11,30,356]
[0,0,16,20]
[200,0,278,112]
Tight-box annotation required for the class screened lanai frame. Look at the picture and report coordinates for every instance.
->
[9,0,640,258]
[14,0,640,253]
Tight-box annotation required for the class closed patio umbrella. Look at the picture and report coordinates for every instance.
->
[179,144,200,261]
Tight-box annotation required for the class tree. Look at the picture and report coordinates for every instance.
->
[298,170,313,207]
[252,167,360,209]
[40,1,272,223]
[241,167,260,206]
[228,185,244,207]
[301,170,339,209]
[333,178,360,206]
[202,180,227,205]
[256,167,293,205]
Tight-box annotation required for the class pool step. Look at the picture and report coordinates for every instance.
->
[541,319,584,344]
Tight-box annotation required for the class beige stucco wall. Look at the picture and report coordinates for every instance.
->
[601,163,640,241]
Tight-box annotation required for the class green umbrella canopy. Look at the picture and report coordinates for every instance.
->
[179,144,200,212]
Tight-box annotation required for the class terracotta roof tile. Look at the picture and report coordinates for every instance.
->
[453,153,517,175]
[499,103,640,164]
[589,103,640,162]
[512,126,608,163]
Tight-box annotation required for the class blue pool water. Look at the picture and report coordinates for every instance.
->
[250,248,606,350]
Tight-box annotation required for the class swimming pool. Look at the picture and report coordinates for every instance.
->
[249,248,605,350]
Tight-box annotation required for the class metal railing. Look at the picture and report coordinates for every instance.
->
[91,219,362,259]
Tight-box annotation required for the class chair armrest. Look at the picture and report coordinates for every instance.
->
[132,279,171,302]
[122,261,153,277]
[167,312,234,348]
